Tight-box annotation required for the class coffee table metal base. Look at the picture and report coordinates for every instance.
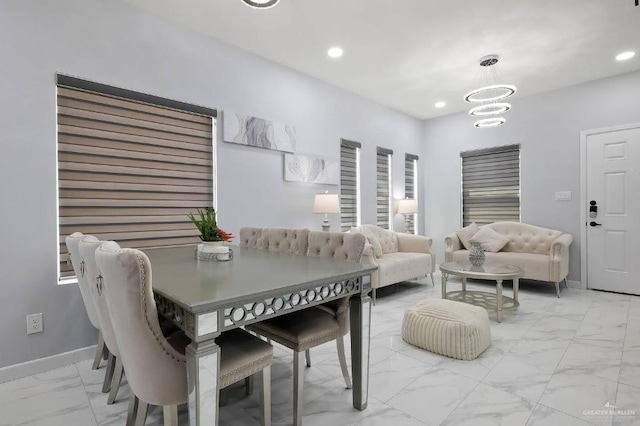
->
[445,290,519,321]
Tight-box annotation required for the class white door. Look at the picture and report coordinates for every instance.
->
[586,126,640,294]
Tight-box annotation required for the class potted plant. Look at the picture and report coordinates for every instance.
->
[188,207,233,255]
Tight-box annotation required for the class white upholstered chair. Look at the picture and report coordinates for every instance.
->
[247,231,366,426]
[78,236,125,405]
[95,242,274,426]
[64,233,107,370]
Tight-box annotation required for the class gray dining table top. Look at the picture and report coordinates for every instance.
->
[144,245,377,313]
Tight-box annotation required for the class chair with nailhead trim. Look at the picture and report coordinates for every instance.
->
[246,231,366,426]
[96,242,273,426]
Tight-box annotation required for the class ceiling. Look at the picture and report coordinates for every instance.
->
[123,0,640,119]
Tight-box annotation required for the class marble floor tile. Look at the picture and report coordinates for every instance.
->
[555,341,622,382]
[619,350,640,389]
[623,320,640,351]
[482,354,558,402]
[526,404,593,426]
[367,352,432,402]
[613,383,640,426]
[441,383,536,426]
[0,365,96,426]
[355,403,426,426]
[538,371,618,425]
[386,367,479,425]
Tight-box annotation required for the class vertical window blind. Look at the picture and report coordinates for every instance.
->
[339,139,361,231]
[461,144,520,226]
[404,153,419,234]
[57,75,216,279]
[376,147,393,230]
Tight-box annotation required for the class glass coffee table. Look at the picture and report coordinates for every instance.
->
[440,260,524,322]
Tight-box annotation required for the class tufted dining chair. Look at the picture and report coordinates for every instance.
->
[78,236,126,406]
[64,233,107,371]
[246,231,366,426]
[239,227,265,249]
[95,242,274,426]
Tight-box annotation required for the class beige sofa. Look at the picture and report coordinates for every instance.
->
[445,222,573,297]
[351,225,435,303]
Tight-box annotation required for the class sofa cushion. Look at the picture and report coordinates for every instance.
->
[377,252,431,287]
[470,226,509,253]
[456,222,479,250]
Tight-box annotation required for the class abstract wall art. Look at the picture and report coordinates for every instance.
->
[223,111,296,153]
[284,153,339,185]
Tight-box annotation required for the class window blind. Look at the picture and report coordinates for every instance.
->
[376,147,393,230]
[340,139,361,231]
[404,153,419,234]
[57,75,215,279]
[461,144,520,226]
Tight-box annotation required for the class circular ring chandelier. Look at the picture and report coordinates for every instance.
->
[474,117,506,128]
[464,84,517,103]
[242,0,280,8]
[464,55,516,128]
[468,102,511,116]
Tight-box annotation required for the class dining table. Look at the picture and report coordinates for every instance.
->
[145,244,377,426]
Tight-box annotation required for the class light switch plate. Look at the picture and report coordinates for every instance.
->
[555,191,572,201]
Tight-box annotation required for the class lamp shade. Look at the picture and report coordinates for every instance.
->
[313,193,340,214]
[397,199,418,215]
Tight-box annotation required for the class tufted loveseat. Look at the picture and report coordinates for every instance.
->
[445,222,573,297]
[351,225,435,303]
[239,227,310,254]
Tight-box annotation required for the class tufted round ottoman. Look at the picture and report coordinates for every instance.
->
[402,299,491,361]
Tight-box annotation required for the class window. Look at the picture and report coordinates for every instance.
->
[461,144,520,226]
[339,139,361,231]
[57,75,216,281]
[376,147,393,229]
[404,153,419,234]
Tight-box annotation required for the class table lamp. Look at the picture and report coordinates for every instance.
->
[313,191,340,232]
[397,198,418,233]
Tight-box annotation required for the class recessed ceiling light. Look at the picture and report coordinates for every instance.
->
[435,101,446,108]
[327,47,343,59]
[241,0,280,9]
[616,51,636,61]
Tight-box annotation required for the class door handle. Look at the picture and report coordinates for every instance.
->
[589,221,602,227]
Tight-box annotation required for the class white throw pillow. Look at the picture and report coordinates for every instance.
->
[469,226,510,253]
[456,222,479,250]
[361,228,383,258]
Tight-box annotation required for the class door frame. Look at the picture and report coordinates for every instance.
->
[579,122,640,290]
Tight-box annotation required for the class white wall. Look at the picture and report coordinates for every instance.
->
[0,0,423,369]
[423,69,640,281]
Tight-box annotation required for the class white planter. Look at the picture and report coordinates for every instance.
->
[198,241,230,260]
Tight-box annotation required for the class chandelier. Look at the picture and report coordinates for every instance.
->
[463,55,516,128]
[241,0,280,8]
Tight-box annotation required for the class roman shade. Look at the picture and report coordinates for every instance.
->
[461,144,520,226]
[339,139,361,231]
[376,147,393,229]
[57,75,215,279]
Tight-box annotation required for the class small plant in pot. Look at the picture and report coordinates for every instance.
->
[188,207,233,254]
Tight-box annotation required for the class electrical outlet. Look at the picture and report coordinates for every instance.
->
[26,313,43,335]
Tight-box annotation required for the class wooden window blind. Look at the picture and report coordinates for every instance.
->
[57,75,216,279]
[461,144,520,226]
[376,147,393,230]
[404,153,419,234]
[340,139,361,231]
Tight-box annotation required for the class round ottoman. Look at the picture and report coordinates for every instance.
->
[402,299,491,361]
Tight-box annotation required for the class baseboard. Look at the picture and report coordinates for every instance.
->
[0,345,96,384]
[566,279,582,289]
